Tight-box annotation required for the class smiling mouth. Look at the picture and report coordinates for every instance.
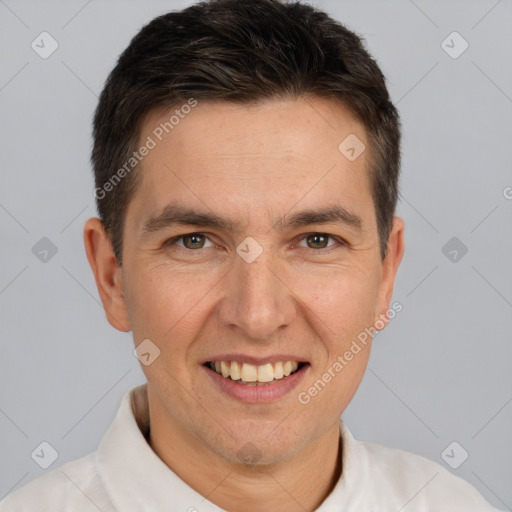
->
[204,360,307,385]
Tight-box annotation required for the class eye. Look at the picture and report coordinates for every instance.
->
[296,233,343,250]
[164,232,345,254]
[165,233,214,250]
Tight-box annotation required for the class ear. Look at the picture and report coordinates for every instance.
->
[373,216,405,329]
[83,217,131,332]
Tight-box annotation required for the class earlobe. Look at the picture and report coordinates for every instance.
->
[83,218,131,332]
[374,216,405,329]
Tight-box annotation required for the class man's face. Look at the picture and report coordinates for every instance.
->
[108,97,402,465]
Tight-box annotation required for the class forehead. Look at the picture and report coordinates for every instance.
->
[129,97,374,230]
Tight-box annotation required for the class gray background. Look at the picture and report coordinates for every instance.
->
[0,0,511,508]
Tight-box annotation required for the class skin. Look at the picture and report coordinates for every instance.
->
[84,96,404,512]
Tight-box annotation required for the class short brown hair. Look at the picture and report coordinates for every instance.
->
[91,0,401,264]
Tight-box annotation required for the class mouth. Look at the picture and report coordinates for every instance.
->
[202,359,310,403]
[204,360,307,385]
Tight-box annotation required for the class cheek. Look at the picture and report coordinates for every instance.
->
[299,265,378,406]
[126,263,218,344]
[296,262,380,339]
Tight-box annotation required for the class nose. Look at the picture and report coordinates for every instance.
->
[217,246,297,341]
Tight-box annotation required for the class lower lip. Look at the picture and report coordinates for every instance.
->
[203,364,309,404]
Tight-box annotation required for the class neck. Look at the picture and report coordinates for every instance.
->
[148,411,343,512]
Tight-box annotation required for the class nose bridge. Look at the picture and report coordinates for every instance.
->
[218,242,295,340]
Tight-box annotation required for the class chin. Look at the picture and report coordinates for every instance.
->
[204,422,309,468]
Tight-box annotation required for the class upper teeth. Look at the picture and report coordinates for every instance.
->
[210,361,300,383]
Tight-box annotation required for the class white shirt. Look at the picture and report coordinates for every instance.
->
[0,384,501,511]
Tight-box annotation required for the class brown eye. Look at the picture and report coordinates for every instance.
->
[166,233,214,250]
[182,233,206,249]
[304,233,333,249]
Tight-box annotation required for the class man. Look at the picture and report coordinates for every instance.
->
[0,0,501,510]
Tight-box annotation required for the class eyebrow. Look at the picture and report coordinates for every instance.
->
[142,202,363,235]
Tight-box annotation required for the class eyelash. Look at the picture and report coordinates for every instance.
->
[163,232,347,253]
